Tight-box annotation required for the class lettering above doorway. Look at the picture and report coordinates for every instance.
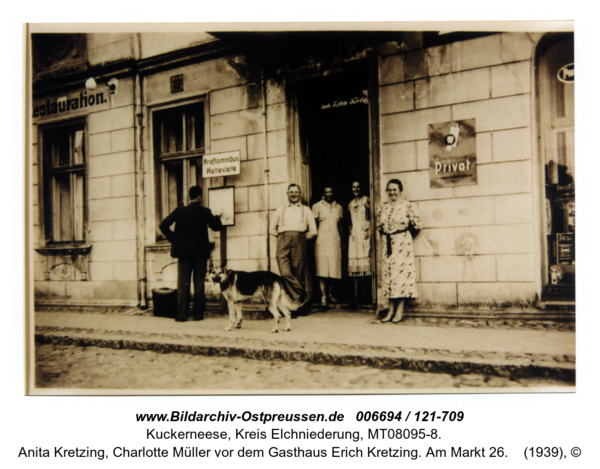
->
[320,90,369,110]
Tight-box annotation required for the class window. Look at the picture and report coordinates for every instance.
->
[153,101,207,237]
[41,121,87,243]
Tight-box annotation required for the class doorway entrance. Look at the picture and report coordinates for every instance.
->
[537,34,575,302]
[295,70,375,305]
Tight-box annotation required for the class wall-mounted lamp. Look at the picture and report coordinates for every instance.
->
[85,77,97,90]
[107,78,119,95]
[84,76,118,94]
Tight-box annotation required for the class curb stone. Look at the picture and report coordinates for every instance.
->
[35,326,576,384]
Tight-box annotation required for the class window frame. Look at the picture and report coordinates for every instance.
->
[38,117,89,246]
[150,97,210,241]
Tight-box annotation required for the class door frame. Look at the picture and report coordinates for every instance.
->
[284,59,381,304]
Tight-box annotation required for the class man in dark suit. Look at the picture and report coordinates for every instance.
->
[159,186,223,322]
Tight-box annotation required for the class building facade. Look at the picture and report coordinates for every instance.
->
[29,30,575,317]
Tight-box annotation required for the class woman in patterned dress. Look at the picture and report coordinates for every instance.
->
[312,187,343,307]
[377,179,422,323]
[348,181,371,308]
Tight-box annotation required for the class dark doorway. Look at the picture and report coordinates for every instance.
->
[296,70,373,305]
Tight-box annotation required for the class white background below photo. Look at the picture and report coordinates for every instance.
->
[6,2,600,468]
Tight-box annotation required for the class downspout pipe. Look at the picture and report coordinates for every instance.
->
[262,71,271,271]
[133,34,148,308]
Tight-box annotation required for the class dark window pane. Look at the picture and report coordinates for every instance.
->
[185,112,194,152]
[186,103,204,150]
[55,130,71,167]
[165,160,184,213]
[163,110,183,154]
[193,158,203,187]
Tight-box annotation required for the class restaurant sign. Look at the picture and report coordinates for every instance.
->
[32,85,111,123]
[202,151,241,178]
[428,119,477,188]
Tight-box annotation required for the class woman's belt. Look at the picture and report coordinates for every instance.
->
[381,228,409,257]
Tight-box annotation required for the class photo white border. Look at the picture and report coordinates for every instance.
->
[6,2,599,466]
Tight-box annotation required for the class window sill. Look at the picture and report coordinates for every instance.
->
[35,244,92,256]
[34,245,92,281]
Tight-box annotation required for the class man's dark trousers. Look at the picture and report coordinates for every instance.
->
[276,231,307,303]
[177,257,208,320]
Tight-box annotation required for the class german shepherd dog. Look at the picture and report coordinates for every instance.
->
[208,266,302,333]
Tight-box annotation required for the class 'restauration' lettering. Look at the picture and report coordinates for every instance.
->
[33,92,106,118]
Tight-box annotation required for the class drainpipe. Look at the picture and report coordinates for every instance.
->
[262,71,271,271]
[133,34,148,308]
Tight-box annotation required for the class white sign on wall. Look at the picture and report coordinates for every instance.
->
[202,151,241,178]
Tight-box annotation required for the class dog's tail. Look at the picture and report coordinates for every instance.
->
[277,280,305,311]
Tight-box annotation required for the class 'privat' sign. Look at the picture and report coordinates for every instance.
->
[428,119,477,188]
[202,151,241,178]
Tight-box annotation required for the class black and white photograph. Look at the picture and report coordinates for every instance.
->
[26,23,576,394]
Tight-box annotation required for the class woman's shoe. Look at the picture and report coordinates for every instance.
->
[391,314,403,324]
[391,300,405,323]
[391,310,404,323]
[379,309,393,323]
[321,297,327,307]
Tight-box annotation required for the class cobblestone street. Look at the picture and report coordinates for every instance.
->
[35,344,571,391]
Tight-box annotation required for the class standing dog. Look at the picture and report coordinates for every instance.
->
[208,266,302,333]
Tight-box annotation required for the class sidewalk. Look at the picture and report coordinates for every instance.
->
[34,307,576,383]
